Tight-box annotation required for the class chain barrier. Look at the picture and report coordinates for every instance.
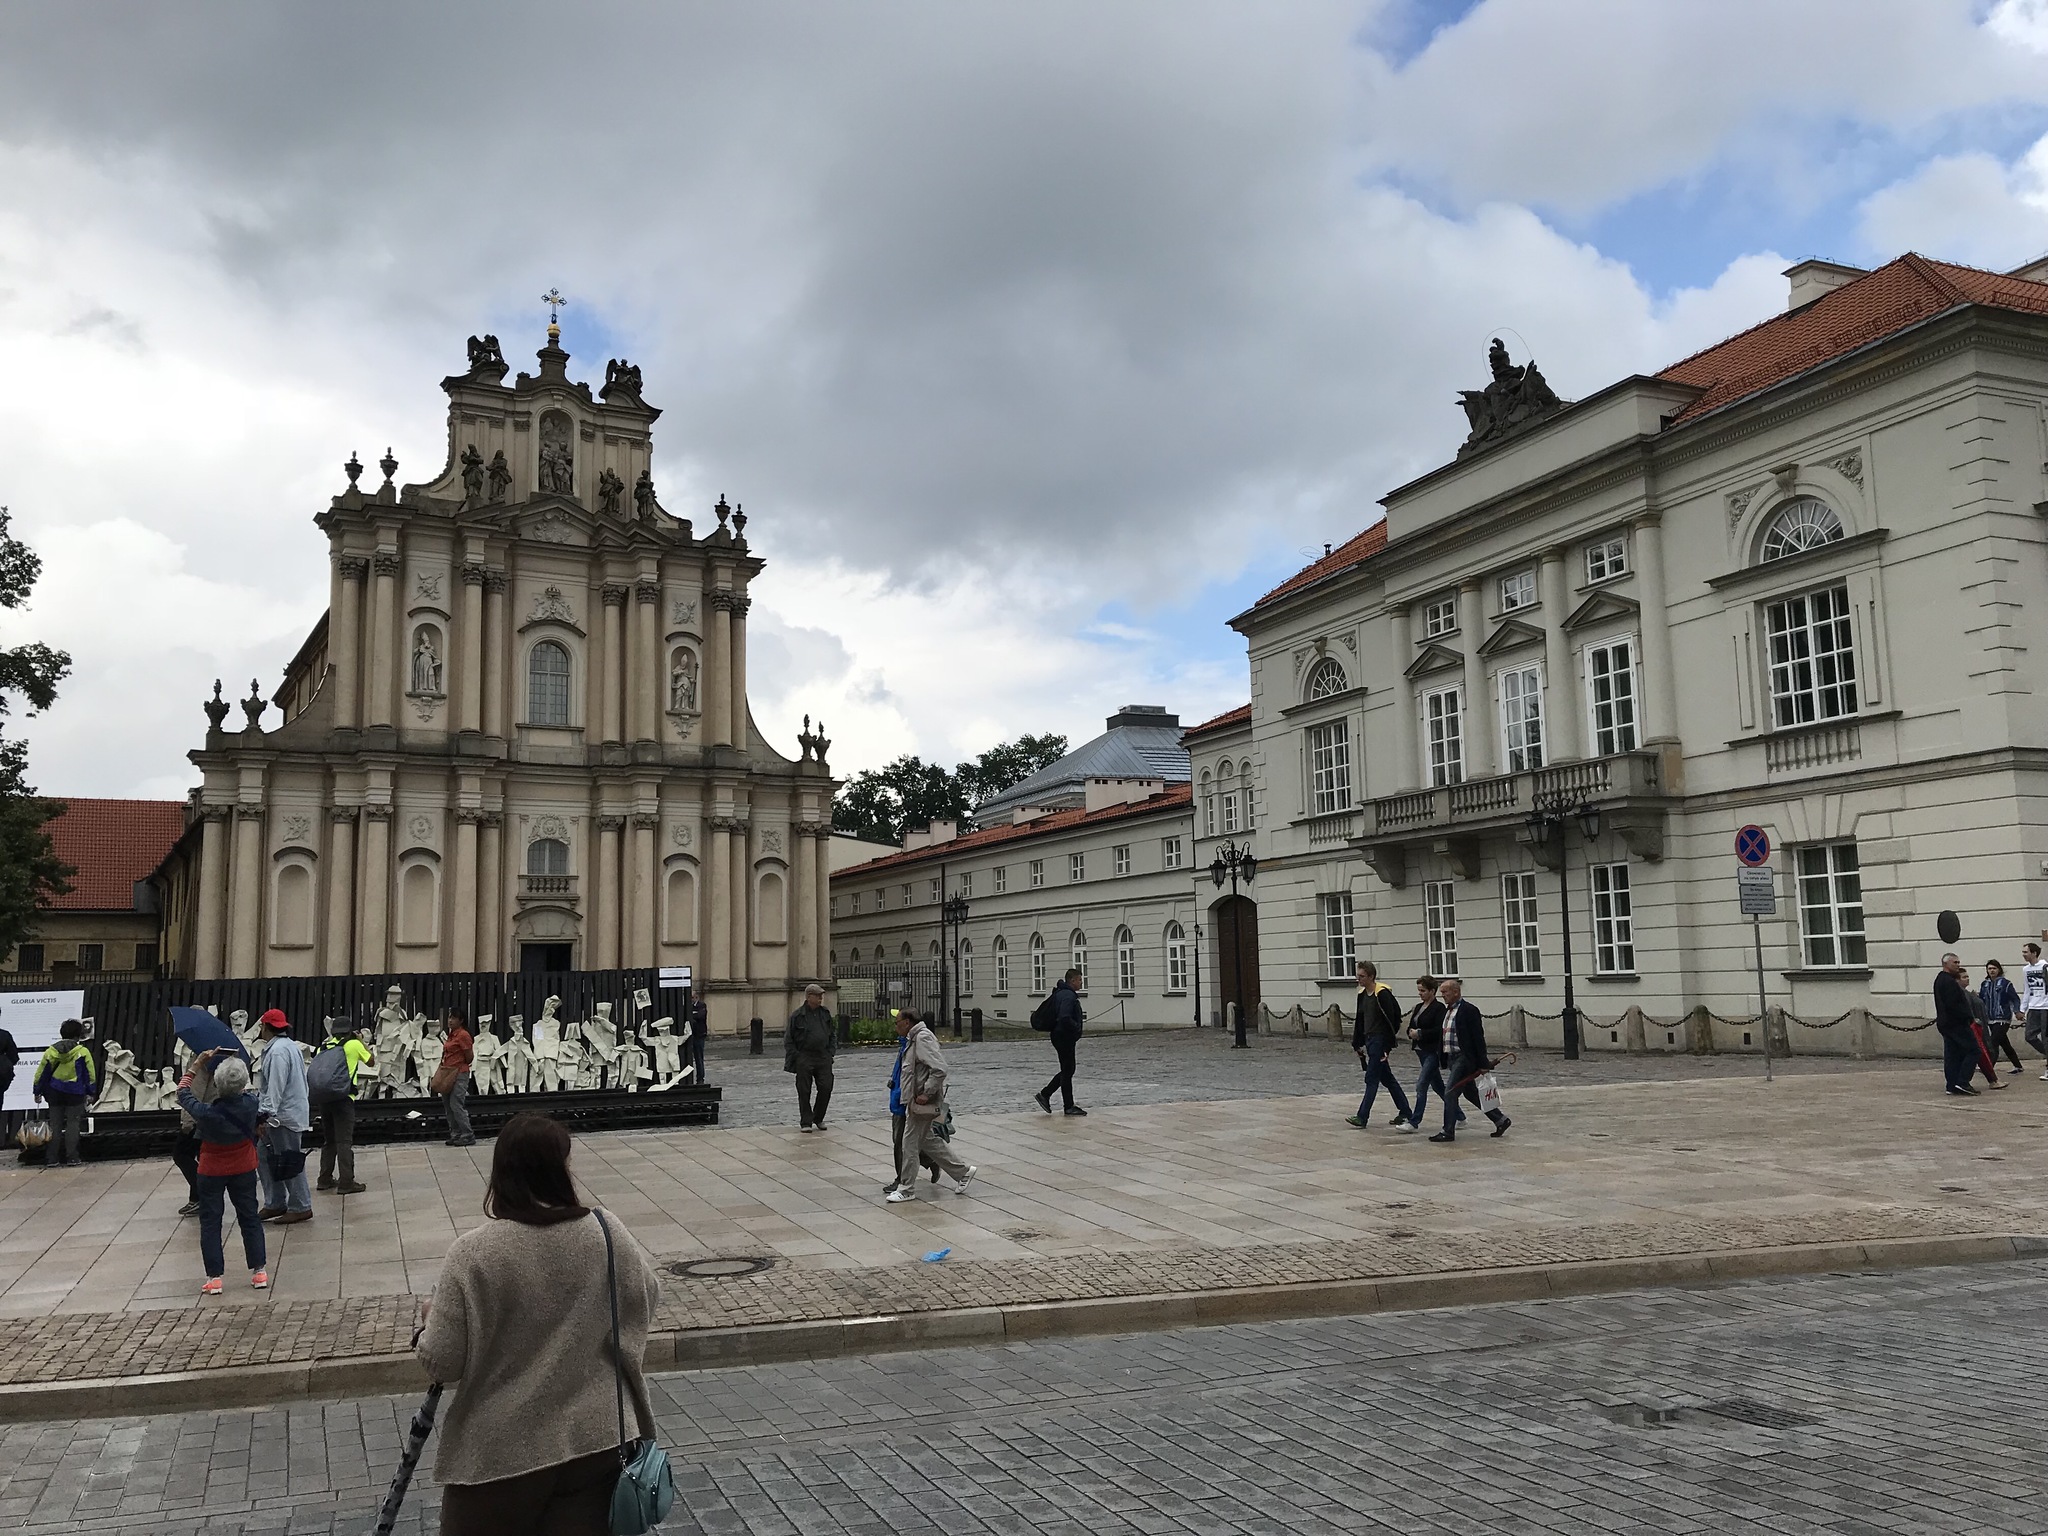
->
[1461,1004,1935,1034]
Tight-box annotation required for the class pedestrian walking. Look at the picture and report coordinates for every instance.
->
[415,1113,663,1535]
[178,1049,267,1294]
[0,1009,20,1146]
[1346,961,1413,1129]
[687,995,708,1082]
[1402,977,1458,1134]
[882,1010,940,1194]
[310,1022,375,1193]
[1935,953,1994,1095]
[785,984,837,1131]
[435,1010,477,1147]
[1980,959,2025,1076]
[254,1010,312,1225]
[1033,967,1088,1115]
[1430,979,1510,1143]
[1960,965,2003,1088]
[32,1018,96,1166]
[886,1009,975,1202]
[2024,941,2048,1079]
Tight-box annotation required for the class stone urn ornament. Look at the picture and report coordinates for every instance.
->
[203,679,232,732]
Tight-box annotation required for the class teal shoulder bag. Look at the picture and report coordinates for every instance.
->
[595,1210,676,1535]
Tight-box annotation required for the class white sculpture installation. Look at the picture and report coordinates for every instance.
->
[472,1015,504,1095]
[95,1041,144,1113]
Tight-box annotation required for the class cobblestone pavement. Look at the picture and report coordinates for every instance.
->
[8,1259,2045,1533]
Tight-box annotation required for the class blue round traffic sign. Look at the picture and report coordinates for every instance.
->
[1735,825,1770,866]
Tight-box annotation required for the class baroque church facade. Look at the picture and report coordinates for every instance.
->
[154,323,835,1032]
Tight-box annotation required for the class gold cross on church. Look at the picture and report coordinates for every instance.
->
[541,287,567,341]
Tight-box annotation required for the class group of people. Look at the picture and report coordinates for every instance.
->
[1932,941,2048,1095]
[1347,962,1510,1142]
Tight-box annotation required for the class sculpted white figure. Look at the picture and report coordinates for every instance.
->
[373,986,412,1097]
[502,1014,535,1093]
[95,1041,143,1112]
[415,1019,445,1088]
[531,996,564,1092]
[471,1017,503,1094]
[640,1016,687,1089]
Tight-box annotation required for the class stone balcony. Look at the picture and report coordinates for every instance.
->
[518,873,579,907]
[1354,749,1672,887]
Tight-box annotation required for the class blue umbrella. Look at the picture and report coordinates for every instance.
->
[170,1007,247,1061]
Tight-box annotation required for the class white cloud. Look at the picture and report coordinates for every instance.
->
[1858,132,2048,270]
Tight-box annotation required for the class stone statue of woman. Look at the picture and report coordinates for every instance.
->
[411,631,442,696]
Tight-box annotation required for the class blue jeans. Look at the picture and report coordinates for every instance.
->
[258,1133,311,1213]
[1410,1052,1464,1128]
[198,1169,267,1278]
[1355,1040,1412,1123]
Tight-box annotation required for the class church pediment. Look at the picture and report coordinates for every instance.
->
[1563,590,1640,631]
[1403,641,1465,679]
[1477,617,1545,657]
[514,501,594,548]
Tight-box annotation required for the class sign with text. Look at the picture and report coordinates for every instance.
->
[1737,866,1777,916]
[837,978,877,1004]
[0,990,86,1113]
[656,966,693,988]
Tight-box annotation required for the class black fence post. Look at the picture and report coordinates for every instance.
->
[970,1007,983,1043]
[837,1013,851,1046]
[749,1017,764,1055]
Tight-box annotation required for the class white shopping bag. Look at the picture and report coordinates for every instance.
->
[1475,1072,1502,1115]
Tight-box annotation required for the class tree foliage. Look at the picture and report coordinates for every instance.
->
[0,507,72,960]
[832,733,1069,843]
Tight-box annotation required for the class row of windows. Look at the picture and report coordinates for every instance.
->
[1199,758,1255,838]
[842,837,1187,915]
[1413,537,1632,651]
[843,925,1192,996]
[4,942,157,973]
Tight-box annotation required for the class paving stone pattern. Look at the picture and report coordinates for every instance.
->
[8,1259,2047,1533]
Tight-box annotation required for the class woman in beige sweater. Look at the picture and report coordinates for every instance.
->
[417,1112,661,1535]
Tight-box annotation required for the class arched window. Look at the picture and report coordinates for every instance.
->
[901,942,913,960]
[1165,921,1188,993]
[1200,769,1216,838]
[1070,929,1088,986]
[664,865,697,944]
[1219,761,1241,834]
[398,860,438,946]
[1030,933,1046,994]
[756,870,786,944]
[961,940,975,996]
[1115,926,1135,993]
[1306,656,1347,701]
[1759,497,1845,562]
[994,936,1009,994]
[849,947,862,964]
[527,640,572,725]
[527,838,569,876]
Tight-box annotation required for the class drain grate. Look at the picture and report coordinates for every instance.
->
[1697,1398,1820,1430]
[666,1255,777,1280]
[1002,1228,1045,1241]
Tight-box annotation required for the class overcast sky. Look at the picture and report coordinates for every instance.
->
[4,0,2048,798]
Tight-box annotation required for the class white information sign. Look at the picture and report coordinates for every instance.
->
[656,966,693,988]
[1737,866,1777,916]
[0,990,87,1113]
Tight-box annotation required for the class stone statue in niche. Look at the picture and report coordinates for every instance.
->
[669,647,698,714]
[1457,338,1567,458]
[466,334,506,375]
[538,412,576,495]
[596,467,625,517]
[633,469,657,521]
[487,449,512,503]
[410,629,444,696]
[460,445,485,506]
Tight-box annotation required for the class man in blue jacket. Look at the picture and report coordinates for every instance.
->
[1034,968,1088,1116]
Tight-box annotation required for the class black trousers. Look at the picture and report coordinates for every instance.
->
[796,1063,834,1126]
[1042,1035,1078,1109]
[441,1447,618,1536]
[317,1098,356,1184]
[172,1129,202,1198]
[1989,1021,2026,1073]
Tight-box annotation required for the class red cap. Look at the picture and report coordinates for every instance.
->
[258,1008,290,1030]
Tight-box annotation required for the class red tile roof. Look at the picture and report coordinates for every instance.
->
[42,799,186,911]
[1254,521,1388,609]
[1656,253,2048,424]
[834,782,1192,879]
[1181,703,1251,739]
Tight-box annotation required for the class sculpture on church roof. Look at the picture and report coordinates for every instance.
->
[596,467,625,518]
[538,411,576,495]
[1457,338,1567,458]
[602,358,644,400]
[487,448,511,503]
[466,333,507,377]
[633,468,657,522]
[204,679,231,732]
[460,444,485,508]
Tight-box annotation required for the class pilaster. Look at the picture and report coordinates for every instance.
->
[324,807,358,974]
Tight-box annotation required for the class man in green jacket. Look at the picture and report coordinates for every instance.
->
[785,984,837,1132]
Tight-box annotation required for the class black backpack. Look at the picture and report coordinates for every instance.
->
[1030,994,1058,1032]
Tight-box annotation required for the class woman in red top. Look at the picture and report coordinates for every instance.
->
[440,1010,477,1148]
[177,1050,268,1294]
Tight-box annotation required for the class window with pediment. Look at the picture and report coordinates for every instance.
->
[1758,497,1845,563]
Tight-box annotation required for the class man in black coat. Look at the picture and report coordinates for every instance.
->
[785,984,838,1130]
[1431,978,1510,1142]
[1346,961,1412,1128]
[1034,968,1088,1116]
[1934,952,1993,1095]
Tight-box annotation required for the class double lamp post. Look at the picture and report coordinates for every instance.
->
[1523,788,1601,1061]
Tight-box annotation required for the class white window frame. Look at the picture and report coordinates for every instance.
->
[1113,844,1131,876]
[1585,535,1628,583]
[1030,935,1046,993]
[1584,638,1639,756]
[961,872,973,898]
[1069,851,1085,883]
[1305,656,1347,700]
[1070,930,1088,985]
[1306,719,1353,815]
[994,938,1009,994]
[1423,685,1464,787]
[1499,570,1536,613]
[1165,923,1188,993]
[1320,893,1356,979]
[1589,862,1635,975]
[1765,583,1858,728]
[1498,662,1545,773]
[1115,928,1136,994]
[1030,859,1044,889]
[994,866,1008,893]
[1797,842,1867,968]
[1423,880,1459,978]
[1502,872,1541,976]
[929,878,941,904]
[960,941,975,996]
[1162,836,1183,870]
[1423,595,1459,637]
[1221,788,1241,833]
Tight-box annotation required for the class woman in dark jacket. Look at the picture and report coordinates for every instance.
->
[1980,960,2025,1075]
[177,1049,268,1294]
[1403,977,1457,1134]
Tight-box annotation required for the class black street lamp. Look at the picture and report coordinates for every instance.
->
[942,891,970,1036]
[1210,840,1257,1048]
[1524,789,1602,1060]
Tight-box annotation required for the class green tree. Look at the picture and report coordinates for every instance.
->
[957,732,1067,805]
[0,507,72,961]
[832,733,1070,843]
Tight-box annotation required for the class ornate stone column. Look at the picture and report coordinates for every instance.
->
[728,594,751,748]
[1388,604,1419,791]
[792,819,820,978]
[459,564,486,734]
[193,806,230,980]
[729,817,752,982]
[814,824,832,982]
[706,590,733,747]
[1539,548,1582,761]
[367,550,400,728]
[482,570,507,737]
[324,808,357,974]
[358,805,392,973]
[333,556,367,728]
[476,812,503,971]
[226,805,266,977]
[452,809,481,971]
[633,581,661,743]
[1632,514,1678,743]
[630,811,658,966]
[601,584,628,744]
[595,814,625,969]
[1457,578,1493,780]
[706,817,732,981]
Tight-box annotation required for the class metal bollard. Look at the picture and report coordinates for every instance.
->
[952,1009,962,1039]
[1229,1001,1247,1050]
[749,1017,764,1055]
[970,1007,983,1043]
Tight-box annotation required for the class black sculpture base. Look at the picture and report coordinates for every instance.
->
[15,1085,721,1164]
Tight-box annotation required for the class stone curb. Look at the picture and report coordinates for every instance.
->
[6,1231,2040,1422]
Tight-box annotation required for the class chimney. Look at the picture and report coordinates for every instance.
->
[1105,704,1178,731]
[901,819,957,851]
[1783,258,1866,312]
[2010,253,2048,285]
[1083,777,1164,813]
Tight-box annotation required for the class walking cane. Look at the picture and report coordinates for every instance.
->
[372,1380,443,1534]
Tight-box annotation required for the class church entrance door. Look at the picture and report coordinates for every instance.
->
[521,942,574,973]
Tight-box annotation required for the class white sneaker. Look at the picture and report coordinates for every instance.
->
[885,1187,918,1204]
[954,1166,977,1191]
[1395,1121,1419,1134]
[2038,1069,2047,1080]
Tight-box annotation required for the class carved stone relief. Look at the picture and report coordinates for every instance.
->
[282,815,312,845]
[414,571,443,602]
[529,586,575,625]
[1822,448,1865,488]
[1725,484,1765,529]
[529,815,571,844]
[670,596,698,628]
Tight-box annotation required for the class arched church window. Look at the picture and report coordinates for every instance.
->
[527,838,569,876]
[1305,656,1347,701]
[528,641,572,725]
[1759,497,1844,563]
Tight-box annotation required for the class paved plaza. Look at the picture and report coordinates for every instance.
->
[5,1258,2045,1533]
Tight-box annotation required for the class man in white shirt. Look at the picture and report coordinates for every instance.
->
[2021,940,2048,1080]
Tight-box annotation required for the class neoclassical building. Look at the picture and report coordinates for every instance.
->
[1232,251,2048,1048]
[154,324,835,1031]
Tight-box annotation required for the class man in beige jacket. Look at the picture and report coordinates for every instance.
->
[885,1010,976,1203]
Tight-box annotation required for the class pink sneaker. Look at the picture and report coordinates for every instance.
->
[250,1270,269,1289]
[201,1277,223,1295]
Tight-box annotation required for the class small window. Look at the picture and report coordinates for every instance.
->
[1423,595,1459,637]
[1502,872,1541,975]
[1586,640,1639,755]
[1162,835,1183,870]
[1423,686,1463,787]
[1165,922,1188,993]
[961,940,975,997]
[1585,536,1628,583]
[1306,720,1352,814]
[1766,583,1857,727]
[1499,664,1545,772]
[527,640,572,725]
[1115,927,1136,993]
[1424,881,1458,977]
[1069,851,1085,883]
[929,878,941,904]
[1030,933,1047,993]
[76,943,103,972]
[960,872,973,898]
[1499,570,1536,612]
[1114,845,1131,877]
[850,891,862,915]
[1797,843,1866,967]
[994,866,1007,893]
[1759,497,1845,562]
[1320,893,1356,978]
[1070,929,1088,985]
[1305,656,1347,700]
[15,943,44,971]
[1202,770,1216,838]
[1221,789,1240,833]
[527,837,570,876]
[133,942,158,974]
[901,883,912,907]
[1030,859,1044,889]
[1590,863,1635,974]
[994,937,1010,994]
